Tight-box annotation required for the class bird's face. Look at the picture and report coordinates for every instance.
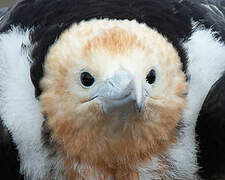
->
[40,19,187,173]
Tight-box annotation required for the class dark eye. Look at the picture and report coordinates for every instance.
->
[146,69,156,84]
[80,72,95,87]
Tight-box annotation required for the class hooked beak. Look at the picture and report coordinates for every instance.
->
[89,70,144,113]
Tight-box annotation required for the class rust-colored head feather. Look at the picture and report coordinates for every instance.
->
[40,19,187,179]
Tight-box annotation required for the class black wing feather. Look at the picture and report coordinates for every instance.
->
[2,1,225,179]
[0,119,24,179]
[196,73,225,180]
[3,0,225,98]
[204,0,225,15]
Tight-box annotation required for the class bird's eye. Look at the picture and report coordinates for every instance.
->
[80,71,95,88]
[146,69,156,84]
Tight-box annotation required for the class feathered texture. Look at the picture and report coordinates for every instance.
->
[196,73,225,179]
[0,119,23,179]
[1,0,225,179]
[0,24,193,180]
[183,25,225,180]
[0,1,225,98]
[165,24,225,179]
[40,19,187,179]
[0,0,196,97]
[0,27,50,179]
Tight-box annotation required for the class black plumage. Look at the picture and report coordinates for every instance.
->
[194,1,225,179]
[1,0,225,179]
[0,119,24,180]
[0,0,194,97]
[0,0,224,98]
[196,73,225,179]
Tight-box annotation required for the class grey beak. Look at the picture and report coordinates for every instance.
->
[91,70,144,113]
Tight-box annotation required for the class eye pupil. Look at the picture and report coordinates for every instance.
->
[146,69,156,84]
[80,72,95,87]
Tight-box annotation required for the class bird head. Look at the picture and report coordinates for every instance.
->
[40,19,187,177]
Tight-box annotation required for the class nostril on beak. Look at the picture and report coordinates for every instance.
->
[89,70,145,113]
